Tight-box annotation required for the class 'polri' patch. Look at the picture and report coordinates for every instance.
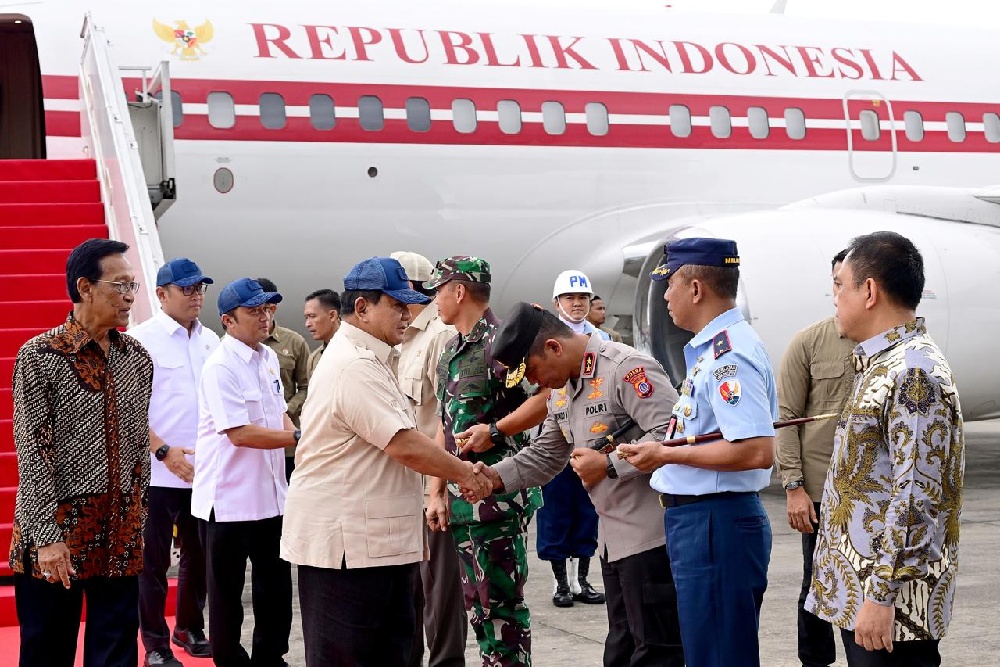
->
[623,367,655,399]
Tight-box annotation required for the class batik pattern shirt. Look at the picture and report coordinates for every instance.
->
[806,319,965,641]
[9,314,153,579]
[437,309,542,525]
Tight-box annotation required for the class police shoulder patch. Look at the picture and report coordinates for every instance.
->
[712,363,738,381]
[712,331,732,359]
[718,379,741,406]
[623,366,655,399]
[582,352,597,378]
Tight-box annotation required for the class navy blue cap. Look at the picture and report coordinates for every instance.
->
[157,258,214,287]
[217,278,282,315]
[650,238,740,282]
[344,257,431,305]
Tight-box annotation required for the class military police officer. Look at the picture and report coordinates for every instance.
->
[619,238,777,667]
[472,302,684,667]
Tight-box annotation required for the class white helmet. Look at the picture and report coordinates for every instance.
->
[552,270,594,300]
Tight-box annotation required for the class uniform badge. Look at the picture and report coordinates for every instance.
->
[588,377,604,400]
[676,421,685,434]
[666,415,677,439]
[719,379,741,406]
[555,397,567,409]
[582,352,597,378]
[590,422,609,434]
[680,378,694,397]
[683,405,692,417]
[623,367,654,399]
[712,331,732,359]
[692,366,701,377]
[713,363,738,381]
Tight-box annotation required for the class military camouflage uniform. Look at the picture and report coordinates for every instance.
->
[430,257,542,667]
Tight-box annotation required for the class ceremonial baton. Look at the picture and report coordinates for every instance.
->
[616,412,839,459]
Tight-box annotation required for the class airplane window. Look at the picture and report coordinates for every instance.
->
[859,110,880,141]
[709,106,732,139]
[785,108,806,140]
[452,99,477,133]
[259,93,286,130]
[669,105,691,138]
[984,113,1000,143]
[207,92,235,129]
[946,112,966,142]
[153,90,183,128]
[748,107,769,139]
[903,111,924,142]
[309,94,336,131]
[498,100,521,135]
[542,101,566,135]
[406,97,431,132]
[585,102,609,136]
[359,96,384,131]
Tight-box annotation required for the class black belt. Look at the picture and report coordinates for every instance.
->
[658,491,757,508]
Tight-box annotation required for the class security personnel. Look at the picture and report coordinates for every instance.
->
[538,270,607,607]
[482,302,684,667]
[619,238,777,667]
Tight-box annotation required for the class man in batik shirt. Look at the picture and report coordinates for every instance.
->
[807,231,964,667]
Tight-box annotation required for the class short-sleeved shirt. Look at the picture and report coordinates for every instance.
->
[437,308,542,525]
[306,344,325,381]
[650,307,778,495]
[281,322,424,570]
[192,334,288,522]
[262,322,310,426]
[494,335,676,561]
[129,311,220,489]
[9,314,153,580]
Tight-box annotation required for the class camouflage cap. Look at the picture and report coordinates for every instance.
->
[423,256,492,289]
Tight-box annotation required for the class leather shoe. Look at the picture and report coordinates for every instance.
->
[573,580,606,604]
[144,650,183,667]
[172,627,212,658]
[552,582,574,608]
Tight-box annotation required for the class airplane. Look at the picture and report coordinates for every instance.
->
[1,0,998,419]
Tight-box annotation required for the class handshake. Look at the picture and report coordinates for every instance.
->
[458,461,502,503]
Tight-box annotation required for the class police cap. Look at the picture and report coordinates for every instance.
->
[493,302,546,388]
[650,237,740,282]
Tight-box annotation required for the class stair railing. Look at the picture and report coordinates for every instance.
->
[79,13,164,325]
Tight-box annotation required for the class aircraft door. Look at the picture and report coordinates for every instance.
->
[0,16,45,159]
[843,91,897,182]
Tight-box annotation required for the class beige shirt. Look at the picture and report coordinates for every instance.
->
[775,317,855,501]
[281,322,425,569]
[395,303,456,438]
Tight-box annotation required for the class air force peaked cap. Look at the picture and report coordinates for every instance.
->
[650,237,740,281]
[492,302,546,388]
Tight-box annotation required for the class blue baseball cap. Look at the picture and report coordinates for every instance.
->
[217,278,283,315]
[156,258,214,287]
[344,257,431,305]
[650,238,740,281]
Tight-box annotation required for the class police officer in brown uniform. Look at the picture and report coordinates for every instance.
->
[473,303,684,667]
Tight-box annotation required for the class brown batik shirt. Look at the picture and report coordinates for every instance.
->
[8,314,153,580]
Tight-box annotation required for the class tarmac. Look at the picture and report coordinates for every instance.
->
[244,420,999,666]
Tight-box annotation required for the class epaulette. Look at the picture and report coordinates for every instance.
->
[712,330,732,359]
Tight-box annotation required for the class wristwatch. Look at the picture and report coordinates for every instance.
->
[154,444,170,461]
[605,454,619,480]
[293,429,302,443]
[784,479,805,491]
[488,422,505,447]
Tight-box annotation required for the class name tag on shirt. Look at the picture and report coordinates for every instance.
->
[272,379,281,395]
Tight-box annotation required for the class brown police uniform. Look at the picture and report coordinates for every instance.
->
[307,344,325,382]
[493,334,684,667]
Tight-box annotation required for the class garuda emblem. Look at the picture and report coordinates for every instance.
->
[153,19,214,61]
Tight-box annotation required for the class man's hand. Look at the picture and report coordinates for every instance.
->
[616,441,668,473]
[458,463,501,502]
[854,598,895,653]
[570,448,607,487]
[163,446,195,483]
[786,486,817,533]
[454,423,494,455]
[37,542,75,589]
[426,493,451,532]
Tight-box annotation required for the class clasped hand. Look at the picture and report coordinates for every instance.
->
[458,462,500,503]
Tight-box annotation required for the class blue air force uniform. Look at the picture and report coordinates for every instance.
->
[649,239,777,667]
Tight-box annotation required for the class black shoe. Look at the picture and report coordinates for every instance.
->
[145,649,183,667]
[573,579,606,604]
[172,627,213,658]
[550,559,575,608]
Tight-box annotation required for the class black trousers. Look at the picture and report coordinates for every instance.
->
[600,545,684,667]
[299,561,417,667]
[840,629,940,667]
[139,486,206,653]
[800,502,836,667]
[14,548,139,667]
[201,514,292,667]
[409,526,468,667]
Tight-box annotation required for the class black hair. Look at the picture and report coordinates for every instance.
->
[527,310,574,358]
[845,231,924,310]
[340,290,383,316]
[679,265,739,299]
[306,288,341,311]
[255,277,277,292]
[450,279,491,303]
[66,238,130,303]
[832,249,848,269]
[590,295,603,303]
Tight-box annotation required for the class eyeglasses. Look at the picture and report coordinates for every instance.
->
[175,283,209,296]
[94,279,140,295]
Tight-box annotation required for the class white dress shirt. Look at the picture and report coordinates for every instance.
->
[193,334,288,522]
[129,311,220,489]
